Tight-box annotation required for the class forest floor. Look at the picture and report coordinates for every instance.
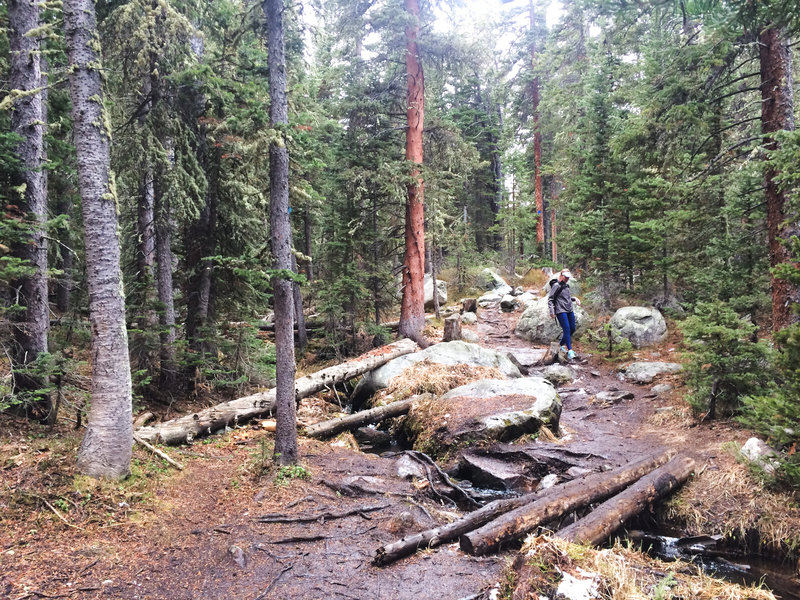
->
[1,300,800,599]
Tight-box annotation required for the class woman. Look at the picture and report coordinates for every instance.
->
[548,269,580,360]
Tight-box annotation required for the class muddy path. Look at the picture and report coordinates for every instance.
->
[1,302,732,600]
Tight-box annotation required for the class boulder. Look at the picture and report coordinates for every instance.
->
[403,378,561,456]
[740,437,779,474]
[515,297,588,344]
[498,347,547,370]
[594,390,634,404]
[517,291,538,308]
[461,330,480,344]
[512,286,524,296]
[651,384,673,395]
[541,364,577,386]
[476,268,512,294]
[461,312,478,325]
[500,294,520,312]
[478,291,504,306]
[424,273,447,309]
[619,361,682,384]
[609,306,667,348]
[353,341,522,402]
[458,453,531,490]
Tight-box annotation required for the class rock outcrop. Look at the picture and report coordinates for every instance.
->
[609,306,667,348]
[353,341,521,403]
[424,273,447,309]
[619,361,681,384]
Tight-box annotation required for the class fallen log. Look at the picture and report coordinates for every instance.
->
[556,455,695,547]
[459,450,672,556]
[375,450,671,565]
[304,397,417,439]
[135,338,418,445]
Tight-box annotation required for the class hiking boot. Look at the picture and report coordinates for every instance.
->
[567,349,577,360]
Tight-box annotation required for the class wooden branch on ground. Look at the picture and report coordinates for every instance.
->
[135,338,418,445]
[304,397,417,439]
[374,450,671,565]
[403,450,481,510]
[133,434,184,470]
[459,450,672,556]
[257,502,390,523]
[556,455,695,547]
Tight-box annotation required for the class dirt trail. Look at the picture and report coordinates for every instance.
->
[1,301,729,600]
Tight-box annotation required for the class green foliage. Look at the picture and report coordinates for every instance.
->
[274,463,311,486]
[585,321,634,360]
[680,302,772,417]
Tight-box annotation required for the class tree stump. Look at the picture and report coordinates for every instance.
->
[462,298,478,313]
[443,315,462,342]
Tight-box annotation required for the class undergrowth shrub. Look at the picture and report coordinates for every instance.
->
[680,301,771,418]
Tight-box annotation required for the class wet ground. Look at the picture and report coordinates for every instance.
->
[2,301,795,599]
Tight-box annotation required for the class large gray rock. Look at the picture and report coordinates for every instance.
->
[740,437,779,474]
[541,364,577,385]
[515,297,588,344]
[500,294,520,312]
[354,341,522,402]
[461,312,478,325]
[478,290,504,306]
[609,306,667,348]
[423,273,447,309]
[461,330,480,344]
[476,268,512,294]
[414,378,560,451]
[620,361,682,384]
[517,291,538,308]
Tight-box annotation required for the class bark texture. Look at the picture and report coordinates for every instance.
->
[556,455,695,547]
[530,1,544,246]
[9,0,51,420]
[304,397,415,439]
[460,450,672,556]
[398,0,427,344]
[265,0,297,465]
[135,338,417,444]
[65,0,133,478]
[760,27,798,332]
[155,177,177,390]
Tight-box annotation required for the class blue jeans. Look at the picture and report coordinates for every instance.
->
[556,312,576,350]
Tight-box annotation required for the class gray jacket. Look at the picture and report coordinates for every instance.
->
[548,282,574,316]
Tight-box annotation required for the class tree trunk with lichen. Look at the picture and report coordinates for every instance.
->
[8,0,52,422]
[263,0,298,465]
[65,0,133,478]
[398,0,427,346]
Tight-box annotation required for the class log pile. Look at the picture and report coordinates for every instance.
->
[374,450,696,565]
[136,338,418,445]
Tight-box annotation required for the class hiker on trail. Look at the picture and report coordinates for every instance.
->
[548,269,580,360]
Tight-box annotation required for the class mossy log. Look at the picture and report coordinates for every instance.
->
[556,455,695,547]
[135,338,418,445]
[459,450,672,556]
[374,450,671,565]
[304,397,417,439]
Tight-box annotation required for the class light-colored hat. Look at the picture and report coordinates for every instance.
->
[560,269,574,280]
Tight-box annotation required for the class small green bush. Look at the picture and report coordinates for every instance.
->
[680,301,771,418]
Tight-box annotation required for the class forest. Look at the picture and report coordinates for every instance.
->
[2,0,800,598]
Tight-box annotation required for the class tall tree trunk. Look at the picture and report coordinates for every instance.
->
[65,0,133,478]
[8,0,51,421]
[264,0,298,465]
[399,0,427,345]
[760,27,798,332]
[292,254,307,353]
[303,206,313,281]
[530,1,544,248]
[155,178,177,391]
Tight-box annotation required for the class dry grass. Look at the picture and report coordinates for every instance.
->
[664,458,800,552]
[507,535,778,600]
[375,361,504,405]
[521,268,550,290]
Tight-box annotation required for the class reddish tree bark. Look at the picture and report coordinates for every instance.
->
[399,0,427,345]
[760,27,797,332]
